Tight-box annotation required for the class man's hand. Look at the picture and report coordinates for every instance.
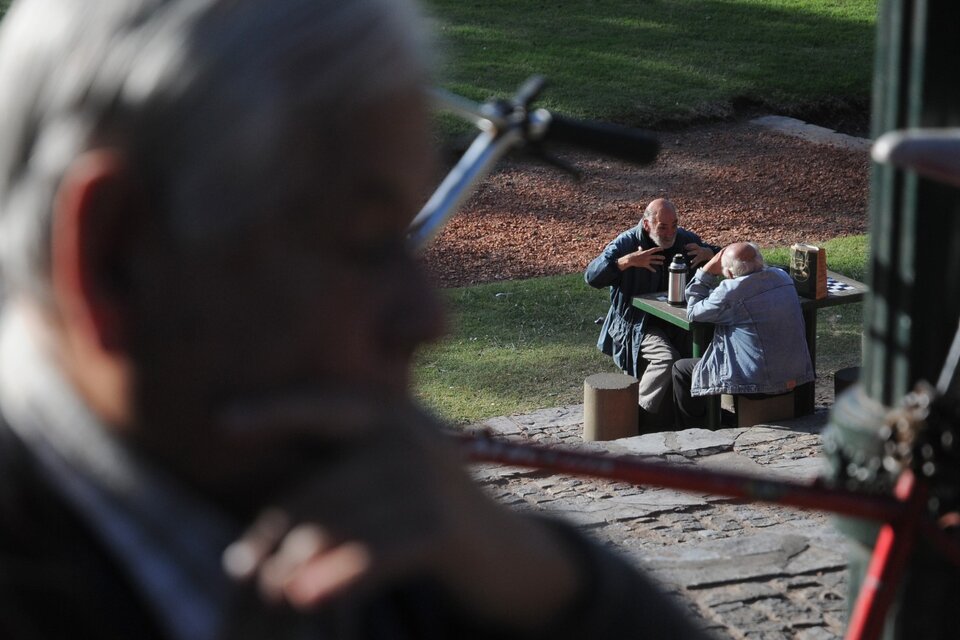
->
[218,393,580,631]
[702,246,726,276]
[617,246,664,272]
[685,243,714,268]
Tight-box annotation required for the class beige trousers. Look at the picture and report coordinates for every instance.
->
[636,322,684,413]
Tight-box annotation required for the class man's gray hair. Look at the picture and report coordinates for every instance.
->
[0,0,429,303]
[722,242,765,278]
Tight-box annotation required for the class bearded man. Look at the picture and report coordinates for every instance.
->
[585,198,718,427]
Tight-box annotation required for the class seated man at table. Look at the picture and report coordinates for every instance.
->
[672,242,815,427]
[585,198,718,427]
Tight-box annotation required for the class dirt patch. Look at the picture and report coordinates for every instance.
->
[419,118,869,289]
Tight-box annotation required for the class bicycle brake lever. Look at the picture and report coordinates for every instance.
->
[512,74,546,109]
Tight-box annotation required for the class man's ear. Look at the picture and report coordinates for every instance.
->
[51,150,140,354]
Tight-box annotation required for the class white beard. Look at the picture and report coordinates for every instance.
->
[649,230,676,248]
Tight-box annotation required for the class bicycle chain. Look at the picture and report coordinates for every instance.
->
[825,381,960,516]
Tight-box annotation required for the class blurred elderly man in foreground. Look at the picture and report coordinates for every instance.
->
[0,0,706,638]
[672,242,815,427]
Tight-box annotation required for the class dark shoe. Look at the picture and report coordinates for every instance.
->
[720,408,737,427]
[638,404,677,433]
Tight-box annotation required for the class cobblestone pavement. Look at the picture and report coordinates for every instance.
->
[466,405,852,639]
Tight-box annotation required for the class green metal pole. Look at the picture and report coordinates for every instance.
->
[864,0,960,404]
[826,1,960,637]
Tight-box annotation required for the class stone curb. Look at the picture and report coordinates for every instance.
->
[750,114,871,153]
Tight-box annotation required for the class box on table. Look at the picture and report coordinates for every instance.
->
[789,243,827,299]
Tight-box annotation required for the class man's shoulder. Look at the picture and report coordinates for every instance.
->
[676,227,703,243]
[0,418,165,638]
[763,265,792,277]
[756,266,795,288]
[601,228,642,256]
[734,268,801,304]
[716,268,791,296]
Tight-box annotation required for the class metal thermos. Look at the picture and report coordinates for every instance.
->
[667,254,687,306]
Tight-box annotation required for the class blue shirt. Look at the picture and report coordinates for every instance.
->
[684,267,815,396]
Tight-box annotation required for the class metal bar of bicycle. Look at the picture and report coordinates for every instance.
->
[458,433,901,522]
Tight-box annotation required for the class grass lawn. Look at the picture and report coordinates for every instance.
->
[414,235,868,425]
[424,0,876,128]
[414,1,873,425]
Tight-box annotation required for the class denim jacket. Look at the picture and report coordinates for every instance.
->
[685,267,814,396]
[585,226,718,377]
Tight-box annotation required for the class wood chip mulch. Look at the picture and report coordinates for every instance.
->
[419,120,869,289]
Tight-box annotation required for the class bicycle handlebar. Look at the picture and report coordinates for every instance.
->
[408,78,660,249]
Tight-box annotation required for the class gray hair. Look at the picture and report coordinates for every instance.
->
[0,0,430,304]
[721,242,765,278]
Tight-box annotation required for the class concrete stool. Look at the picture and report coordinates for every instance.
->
[583,373,639,441]
[721,391,795,428]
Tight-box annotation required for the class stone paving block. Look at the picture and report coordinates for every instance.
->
[823,611,846,630]
[512,404,583,431]
[735,426,798,448]
[796,627,840,640]
[542,490,706,523]
[471,415,522,436]
[765,456,830,482]
[787,576,826,590]
[757,594,820,623]
[713,427,748,439]
[616,488,710,507]
[614,431,675,456]
[645,533,809,588]
[674,428,738,456]
[761,516,833,534]
[617,428,737,457]
[696,451,770,477]
[600,489,711,520]
[538,505,615,528]
[712,602,783,631]
[743,629,791,640]
[529,433,563,445]
[784,545,847,576]
[697,582,782,607]
[665,453,698,466]
[468,463,536,482]
[817,571,846,591]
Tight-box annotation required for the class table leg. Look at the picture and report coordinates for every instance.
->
[692,323,722,429]
[691,323,709,357]
[796,308,817,416]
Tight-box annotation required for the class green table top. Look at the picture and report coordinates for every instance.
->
[631,269,867,326]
